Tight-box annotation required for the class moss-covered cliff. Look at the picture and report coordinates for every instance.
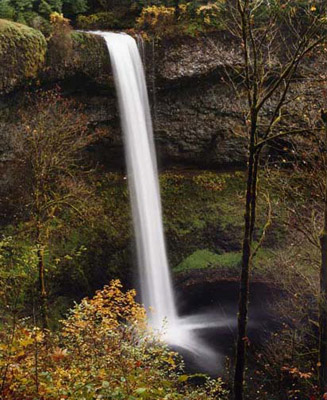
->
[0,19,47,93]
[45,31,111,85]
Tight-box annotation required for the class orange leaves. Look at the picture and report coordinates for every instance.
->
[51,347,68,363]
[242,336,251,346]
[281,365,312,380]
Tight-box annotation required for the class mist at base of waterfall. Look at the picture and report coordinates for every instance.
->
[150,312,237,375]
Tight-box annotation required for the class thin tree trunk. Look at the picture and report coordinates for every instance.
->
[319,124,327,394]
[174,0,180,18]
[249,152,260,240]
[234,136,256,400]
[37,245,48,330]
[319,200,327,393]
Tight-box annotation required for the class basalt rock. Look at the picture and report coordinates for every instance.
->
[0,22,323,169]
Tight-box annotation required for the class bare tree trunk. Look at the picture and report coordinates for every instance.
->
[320,220,327,393]
[319,121,327,394]
[234,130,257,400]
[174,0,180,18]
[36,220,48,331]
[37,246,48,330]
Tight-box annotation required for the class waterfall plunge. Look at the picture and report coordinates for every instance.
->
[98,32,177,330]
[97,32,221,368]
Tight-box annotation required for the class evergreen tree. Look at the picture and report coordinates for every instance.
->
[9,0,33,13]
[38,0,53,17]
[62,0,87,16]
[47,0,62,12]
[0,0,15,19]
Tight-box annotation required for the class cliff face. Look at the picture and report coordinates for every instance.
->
[0,22,322,168]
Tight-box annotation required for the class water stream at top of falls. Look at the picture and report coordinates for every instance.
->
[93,31,222,370]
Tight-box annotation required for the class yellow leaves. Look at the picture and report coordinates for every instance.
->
[163,354,177,370]
[136,5,176,33]
[1,280,229,400]
[178,374,189,383]
[50,12,70,26]
[60,280,146,346]
[97,368,106,379]
[19,337,34,348]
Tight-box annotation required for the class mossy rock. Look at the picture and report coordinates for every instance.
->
[0,19,46,94]
[45,31,112,86]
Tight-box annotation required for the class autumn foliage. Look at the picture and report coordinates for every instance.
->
[0,280,227,399]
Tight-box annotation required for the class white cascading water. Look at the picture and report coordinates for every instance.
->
[94,32,224,368]
[98,32,177,330]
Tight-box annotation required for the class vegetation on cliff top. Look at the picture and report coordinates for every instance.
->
[0,18,46,93]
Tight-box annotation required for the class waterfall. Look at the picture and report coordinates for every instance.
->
[97,32,177,330]
[93,31,222,370]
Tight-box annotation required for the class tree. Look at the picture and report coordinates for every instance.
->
[10,89,95,329]
[221,2,327,399]
[266,95,327,396]
[174,0,179,18]
[9,0,33,13]
[0,0,15,19]
[62,0,88,17]
[320,108,327,394]
[38,0,53,18]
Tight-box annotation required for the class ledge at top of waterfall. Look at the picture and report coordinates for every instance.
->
[91,31,225,374]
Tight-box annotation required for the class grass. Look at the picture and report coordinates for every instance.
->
[173,249,241,273]
[173,246,273,274]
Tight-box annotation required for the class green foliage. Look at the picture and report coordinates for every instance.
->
[0,236,38,319]
[76,11,122,29]
[0,0,15,19]
[174,249,242,272]
[38,0,52,17]
[0,18,47,92]
[0,0,86,27]
[174,247,272,273]
[10,0,33,13]
[160,171,245,265]
[62,0,88,16]
[0,0,323,33]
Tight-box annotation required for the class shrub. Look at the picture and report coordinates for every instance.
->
[76,11,118,30]
[195,1,225,28]
[47,12,73,61]
[136,1,226,37]
[0,280,228,399]
[136,5,178,36]
[76,9,136,30]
